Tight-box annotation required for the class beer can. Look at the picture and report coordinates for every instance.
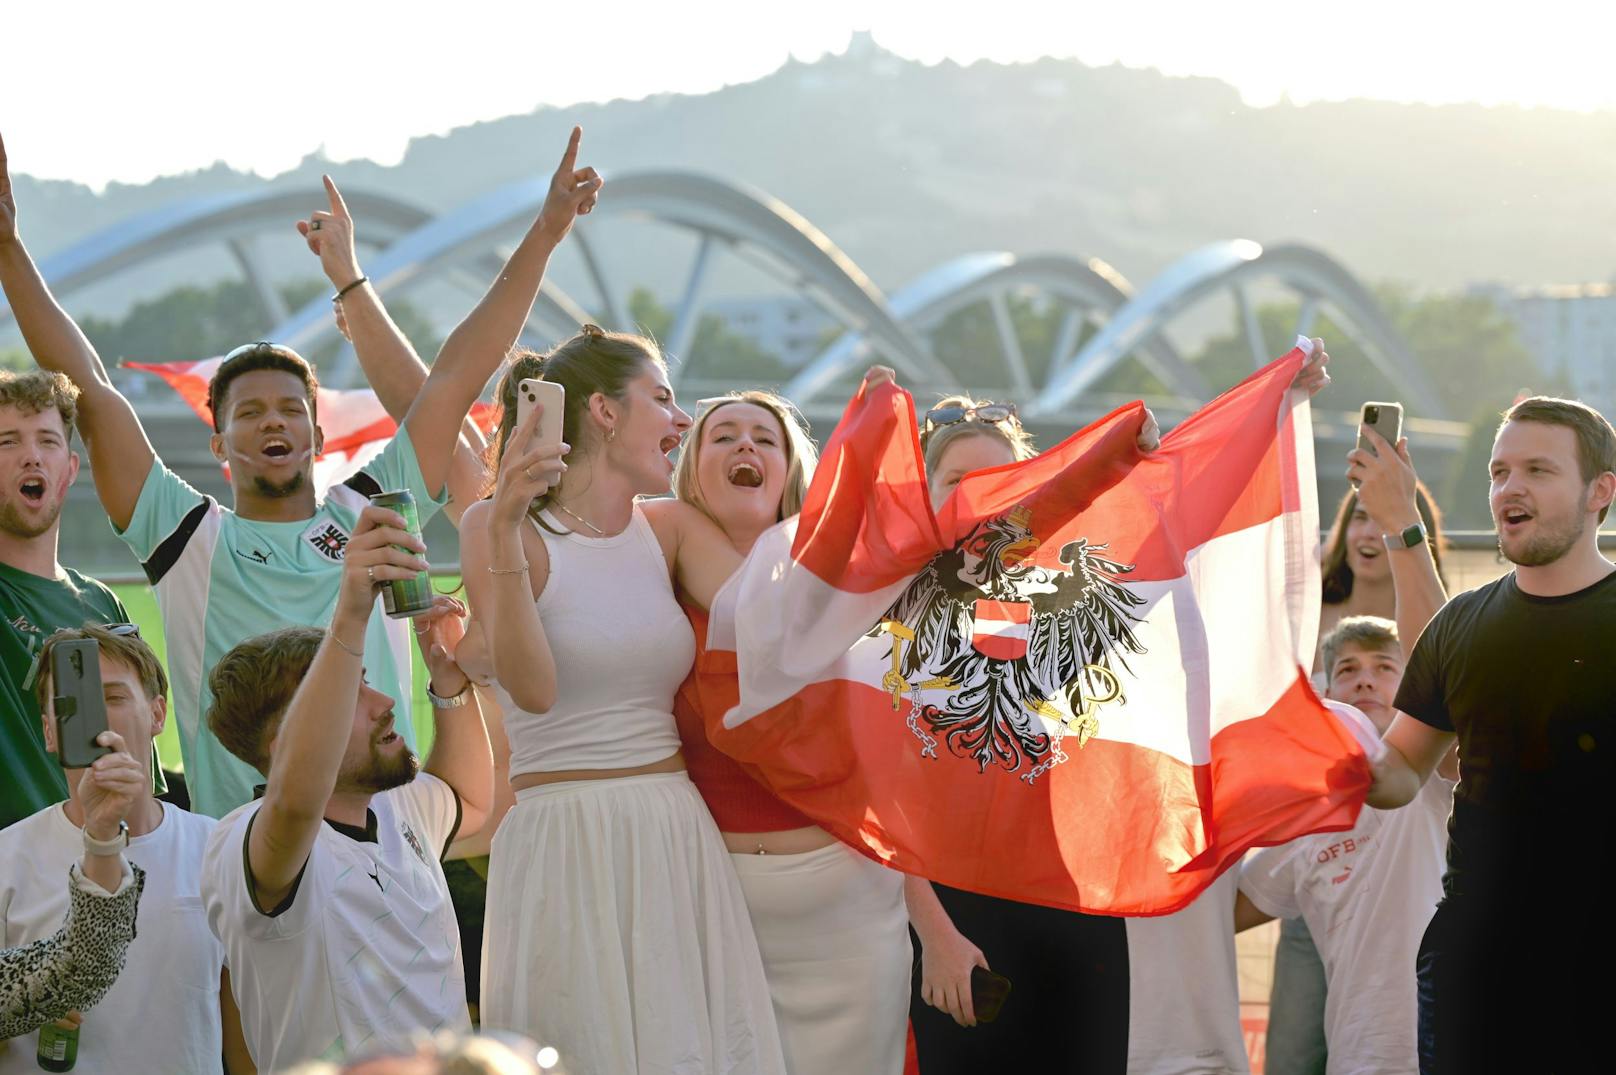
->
[369,489,434,618]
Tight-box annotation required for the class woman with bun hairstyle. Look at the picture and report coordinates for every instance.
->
[459,327,784,1075]
[669,384,912,1074]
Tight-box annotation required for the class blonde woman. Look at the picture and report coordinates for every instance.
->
[670,388,911,1075]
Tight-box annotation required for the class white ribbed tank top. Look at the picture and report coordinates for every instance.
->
[503,504,696,776]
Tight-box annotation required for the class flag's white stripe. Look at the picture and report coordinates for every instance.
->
[716,511,1311,769]
[972,619,1031,640]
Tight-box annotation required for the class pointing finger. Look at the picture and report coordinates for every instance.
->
[556,125,582,176]
[323,174,350,219]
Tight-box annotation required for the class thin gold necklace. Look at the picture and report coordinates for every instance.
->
[551,500,607,537]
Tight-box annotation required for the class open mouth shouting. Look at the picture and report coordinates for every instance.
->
[261,437,294,463]
[727,461,764,489]
[375,715,401,748]
[1498,504,1534,534]
[659,434,682,468]
[17,474,47,507]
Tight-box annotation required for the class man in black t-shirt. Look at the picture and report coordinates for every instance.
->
[1369,396,1616,1074]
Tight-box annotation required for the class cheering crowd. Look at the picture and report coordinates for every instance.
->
[0,124,1611,1075]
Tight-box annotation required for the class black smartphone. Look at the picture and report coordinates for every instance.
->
[1358,401,1404,458]
[970,965,1013,1024]
[52,639,111,769]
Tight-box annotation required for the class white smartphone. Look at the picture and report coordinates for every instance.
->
[517,378,566,450]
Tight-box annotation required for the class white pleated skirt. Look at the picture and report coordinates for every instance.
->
[730,842,913,1075]
[481,773,786,1075]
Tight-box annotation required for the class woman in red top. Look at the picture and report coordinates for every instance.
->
[671,386,912,1075]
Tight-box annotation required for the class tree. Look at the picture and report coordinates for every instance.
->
[77,278,441,375]
[1189,285,1543,524]
[625,287,794,385]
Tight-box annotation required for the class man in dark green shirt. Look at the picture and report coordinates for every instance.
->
[0,369,127,829]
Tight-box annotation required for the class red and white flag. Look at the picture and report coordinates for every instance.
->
[128,357,497,493]
[702,344,1372,915]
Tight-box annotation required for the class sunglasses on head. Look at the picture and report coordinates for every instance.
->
[922,401,1018,432]
[21,623,143,691]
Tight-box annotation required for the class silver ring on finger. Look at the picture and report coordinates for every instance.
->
[310,219,323,231]
[524,465,536,482]
[366,565,376,585]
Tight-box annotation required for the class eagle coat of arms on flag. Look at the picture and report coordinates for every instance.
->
[876,504,1147,782]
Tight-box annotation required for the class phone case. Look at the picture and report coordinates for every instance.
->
[52,639,111,769]
[970,965,1013,1024]
[1357,401,1404,458]
[517,378,566,451]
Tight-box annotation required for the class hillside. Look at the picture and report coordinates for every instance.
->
[8,38,1615,315]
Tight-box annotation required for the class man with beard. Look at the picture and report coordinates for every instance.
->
[200,504,492,1072]
[0,370,129,829]
[1367,396,1616,1073]
[0,128,600,817]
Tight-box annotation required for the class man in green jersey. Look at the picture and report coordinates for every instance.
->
[0,369,128,829]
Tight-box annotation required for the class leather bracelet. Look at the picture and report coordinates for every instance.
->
[333,275,369,303]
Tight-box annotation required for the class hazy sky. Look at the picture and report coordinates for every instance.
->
[8,0,1608,189]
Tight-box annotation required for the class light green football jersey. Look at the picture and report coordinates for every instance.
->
[115,429,444,818]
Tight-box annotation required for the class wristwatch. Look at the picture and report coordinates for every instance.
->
[427,681,472,710]
[83,819,129,856]
[1382,521,1428,550]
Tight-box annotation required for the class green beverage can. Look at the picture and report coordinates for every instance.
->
[369,489,434,619]
[37,1021,78,1071]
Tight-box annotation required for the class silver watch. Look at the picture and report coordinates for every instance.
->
[427,681,472,709]
[83,819,129,856]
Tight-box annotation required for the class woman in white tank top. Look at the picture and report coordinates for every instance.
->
[458,327,785,1075]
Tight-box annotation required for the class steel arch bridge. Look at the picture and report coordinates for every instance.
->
[0,175,1458,448]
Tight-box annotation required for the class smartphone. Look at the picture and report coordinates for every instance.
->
[51,639,111,769]
[1358,401,1404,458]
[970,965,1013,1024]
[517,378,566,452]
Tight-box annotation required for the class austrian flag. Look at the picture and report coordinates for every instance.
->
[702,344,1372,915]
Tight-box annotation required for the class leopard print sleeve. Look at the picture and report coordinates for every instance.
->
[0,862,147,1039]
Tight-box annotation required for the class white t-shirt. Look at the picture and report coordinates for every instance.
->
[202,774,468,1072]
[1239,774,1455,1075]
[0,801,223,1075]
[1124,871,1250,1075]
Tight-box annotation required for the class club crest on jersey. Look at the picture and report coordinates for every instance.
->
[873,503,1147,784]
[301,519,351,562]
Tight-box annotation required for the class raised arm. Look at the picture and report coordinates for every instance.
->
[248,504,428,907]
[643,497,744,610]
[312,183,490,516]
[460,401,568,713]
[0,131,154,529]
[401,127,602,504]
[412,594,494,838]
[1348,426,1448,652]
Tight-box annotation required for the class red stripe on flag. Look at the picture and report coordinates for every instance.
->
[696,665,1366,915]
[973,599,1031,625]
